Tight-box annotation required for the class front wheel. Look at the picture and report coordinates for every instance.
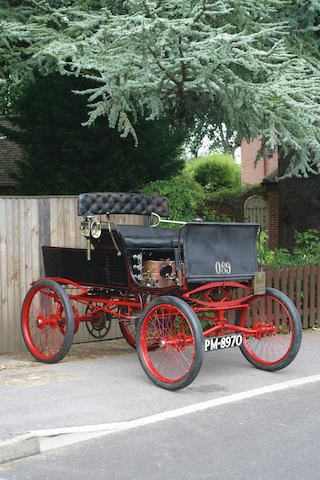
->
[237,287,302,371]
[21,279,74,363]
[137,296,204,390]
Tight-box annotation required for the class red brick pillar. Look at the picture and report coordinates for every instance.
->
[266,186,280,249]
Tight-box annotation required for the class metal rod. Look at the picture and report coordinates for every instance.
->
[151,212,186,227]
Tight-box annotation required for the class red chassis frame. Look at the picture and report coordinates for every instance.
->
[41,277,274,341]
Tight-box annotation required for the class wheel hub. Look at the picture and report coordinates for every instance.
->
[253,322,275,339]
[36,315,60,329]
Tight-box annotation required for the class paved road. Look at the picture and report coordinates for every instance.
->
[0,331,320,474]
[1,381,319,480]
[1,332,320,437]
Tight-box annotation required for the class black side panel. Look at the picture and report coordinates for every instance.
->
[183,222,259,283]
[43,247,128,287]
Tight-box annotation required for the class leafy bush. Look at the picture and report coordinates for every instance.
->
[186,153,241,191]
[140,175,204,222]
[261,229,320,267]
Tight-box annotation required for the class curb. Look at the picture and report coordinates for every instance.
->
[0,434,40,464]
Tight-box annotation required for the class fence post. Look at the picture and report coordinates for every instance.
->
[288,265,295,305]
[317,264,320,327]
[296,264,302,318]
[310,263,316,329]
[302,264,310,329]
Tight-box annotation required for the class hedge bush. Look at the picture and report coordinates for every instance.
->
[187,153,241,191]
[140,174,204,222]
[261,229,320,267]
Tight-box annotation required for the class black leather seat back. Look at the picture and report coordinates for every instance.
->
[78,192,169,217]
[116,225,181,249]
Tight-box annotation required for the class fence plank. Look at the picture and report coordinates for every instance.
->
[281,265,288,297]
[302,264,309,329]
[273,266,280,291]
[317,264,320,327]
[296,264,302,317]
[288,265,295,305]
[0,198,9,353]
[310,264,316,328]
[265,265,272,288]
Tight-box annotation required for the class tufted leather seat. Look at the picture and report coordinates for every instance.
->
[116,225,182,249]
[78,192,169,217]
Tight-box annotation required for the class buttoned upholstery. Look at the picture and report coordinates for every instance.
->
[78,192,169,217]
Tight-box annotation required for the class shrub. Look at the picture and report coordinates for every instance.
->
[187,152,241,191]
[140,175,204,222]
[261,229,320,267]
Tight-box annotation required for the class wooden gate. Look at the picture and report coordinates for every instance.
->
[244,195,269,231]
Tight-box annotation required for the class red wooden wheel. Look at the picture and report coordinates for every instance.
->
[238,287,302,371]
[137,296,204,390]
[120,319,137,349]
[21,279,74,363]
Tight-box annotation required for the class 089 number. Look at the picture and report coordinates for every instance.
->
[215,261,231,275]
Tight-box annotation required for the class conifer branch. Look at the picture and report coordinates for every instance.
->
[193,0,207,24]
[147,44,181,89]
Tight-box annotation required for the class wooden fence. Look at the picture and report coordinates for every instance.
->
[0,196,146,354]
[265,264,320,329]
[0,195,319,354]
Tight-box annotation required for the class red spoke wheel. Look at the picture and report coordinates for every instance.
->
[119,319,137,349]
[137,296,204,390]
[118,300,143,350]
[21,279,74,363]
[237,287,302,371]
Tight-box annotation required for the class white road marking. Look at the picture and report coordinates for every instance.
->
[31,374,320,452]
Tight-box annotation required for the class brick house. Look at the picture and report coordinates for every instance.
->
[0,117,20,194]
[241,136,278,185]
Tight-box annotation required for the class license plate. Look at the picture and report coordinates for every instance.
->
[204,334,243,352]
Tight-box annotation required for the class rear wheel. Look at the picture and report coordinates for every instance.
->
[137,296,204,390]
[119,319,137,349]
[237,287,302,371]
[21,279,74,363]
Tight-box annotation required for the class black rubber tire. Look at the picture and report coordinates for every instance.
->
[137,296,204,390]
[119,319,137,349]
[237,287,302,371]
[21,279,74,363]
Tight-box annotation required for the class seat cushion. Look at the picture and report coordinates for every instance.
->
[78,192,169,217]
[116,225,181,249]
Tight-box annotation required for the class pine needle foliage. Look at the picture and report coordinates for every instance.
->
[1,0,320,176]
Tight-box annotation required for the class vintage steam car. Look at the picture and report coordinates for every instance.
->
[21,192,302,390]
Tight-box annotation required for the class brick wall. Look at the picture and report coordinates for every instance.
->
[265,186,280,249]
[213,203,235,221]
[205,186,280,249]
[241,136,278,185]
